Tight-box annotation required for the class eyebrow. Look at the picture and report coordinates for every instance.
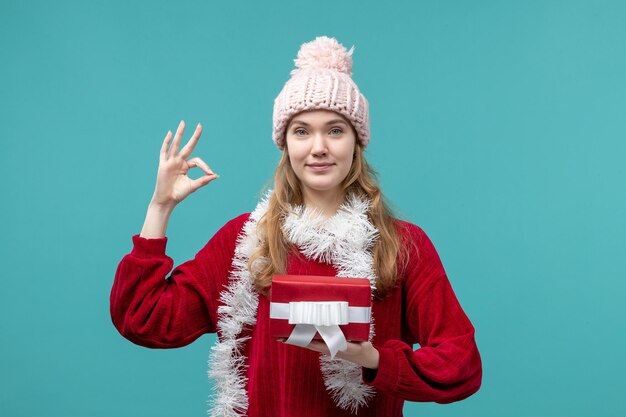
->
[289,119,349,128]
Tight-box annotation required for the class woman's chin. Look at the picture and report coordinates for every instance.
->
[302,182,342,194]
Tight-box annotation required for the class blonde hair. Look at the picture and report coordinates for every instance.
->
[248,140,411,299]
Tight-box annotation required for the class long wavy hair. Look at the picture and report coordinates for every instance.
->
[248,136,411,299]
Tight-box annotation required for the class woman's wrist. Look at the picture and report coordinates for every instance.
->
[362,344,380,369]
[341,342,380,369]
[140,202,175,238]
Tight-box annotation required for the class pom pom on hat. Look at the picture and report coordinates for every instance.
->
[291,36,355,76]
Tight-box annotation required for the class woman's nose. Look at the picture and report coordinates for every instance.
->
[311,133,328,155]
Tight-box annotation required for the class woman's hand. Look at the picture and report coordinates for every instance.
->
[280,339,380,369]
[150,120,219,209]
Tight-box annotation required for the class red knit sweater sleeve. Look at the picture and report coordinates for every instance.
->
[109,213,250,348]
[363,222,483,403]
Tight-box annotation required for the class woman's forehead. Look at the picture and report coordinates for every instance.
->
[288,109,349,126]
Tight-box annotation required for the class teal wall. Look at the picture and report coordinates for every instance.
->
[1,1,624,416]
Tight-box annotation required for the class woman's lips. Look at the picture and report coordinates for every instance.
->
[306,163,334,172]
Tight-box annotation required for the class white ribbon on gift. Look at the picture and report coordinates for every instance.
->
[270,301,371,359]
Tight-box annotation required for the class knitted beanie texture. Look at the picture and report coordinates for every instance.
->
[272,36,370,150]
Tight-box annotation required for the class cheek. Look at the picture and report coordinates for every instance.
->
[338,145,356,167]
[287,143,307,163]
[286,150,304,174]
[342,156,354,173]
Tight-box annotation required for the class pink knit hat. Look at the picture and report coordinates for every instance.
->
[272,36,370,150]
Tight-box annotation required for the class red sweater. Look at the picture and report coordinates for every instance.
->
[110,213,482,416]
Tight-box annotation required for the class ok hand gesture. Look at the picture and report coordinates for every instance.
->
[150,120,219,209]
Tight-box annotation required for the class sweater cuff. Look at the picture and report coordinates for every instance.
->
[362,344,398,390]
[130,234,168,258]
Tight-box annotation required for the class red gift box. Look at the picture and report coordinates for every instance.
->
[270,274,371,343]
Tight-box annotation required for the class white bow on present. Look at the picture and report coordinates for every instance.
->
[270,301,371,359]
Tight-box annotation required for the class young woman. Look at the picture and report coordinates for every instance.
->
[110,36,482,417]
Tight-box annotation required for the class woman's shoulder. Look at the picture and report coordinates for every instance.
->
[390,218,444,268]
[391,217,428,243]
[226,212,253,225]
[219,212,253,234]
[200,212,253,252]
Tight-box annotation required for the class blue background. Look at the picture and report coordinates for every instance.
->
[1,0,624,416]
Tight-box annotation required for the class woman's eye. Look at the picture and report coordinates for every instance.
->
[294,128,306,136]
[330,128,343,135]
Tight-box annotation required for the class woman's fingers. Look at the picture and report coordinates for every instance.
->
[179,123,203,159]
[163,120,202,160]
[186,157,216,176]
[304,340,364,356]
[309,341,330,353]
[189,173,219,193]
[160,130,172,161]
[186,157,219,193]
[278,339,374,365]
[168,120,186,158]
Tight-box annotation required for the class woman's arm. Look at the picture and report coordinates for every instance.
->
[362,223,483,403]
[110,119,230,348]
[109,213,250,348]
[140,201,174,239]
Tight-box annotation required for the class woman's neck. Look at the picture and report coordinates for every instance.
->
[302,188,346,218]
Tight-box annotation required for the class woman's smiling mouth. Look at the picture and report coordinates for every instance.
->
[306,163,334,172]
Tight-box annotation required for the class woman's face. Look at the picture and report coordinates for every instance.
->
[285,109,356,199]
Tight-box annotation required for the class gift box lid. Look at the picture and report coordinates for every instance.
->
[270,274,371,307]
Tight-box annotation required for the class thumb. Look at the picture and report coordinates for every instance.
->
[189,173,219,192]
